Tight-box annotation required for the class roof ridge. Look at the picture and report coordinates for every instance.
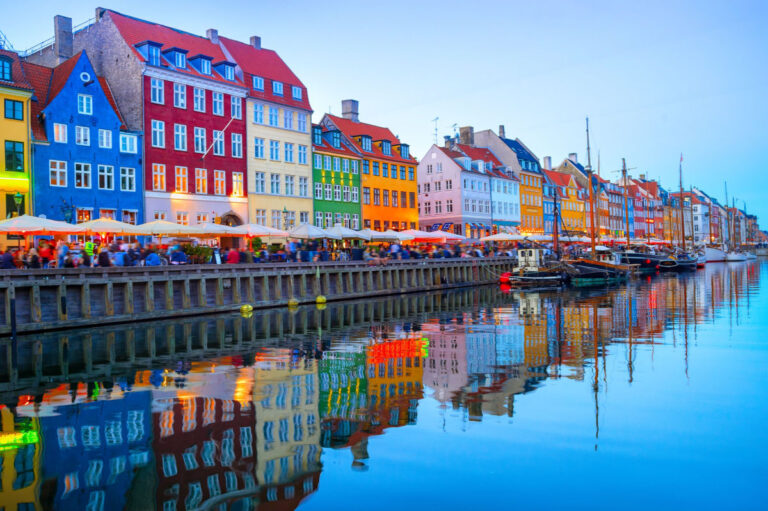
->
[107,9,211,42]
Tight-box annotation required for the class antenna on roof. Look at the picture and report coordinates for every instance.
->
[451,124,458,137]
[432,117,439,145]
[0,30,15,51]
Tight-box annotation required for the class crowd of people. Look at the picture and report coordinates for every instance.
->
[0,238,520,270]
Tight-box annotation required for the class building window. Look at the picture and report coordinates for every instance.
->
[75,162,91,188]
[351,161,359,174]
[49,160,66,187]
[343,185,350,202]
[150,78,164,104]
[352,187,359,203]
[313,154,321,169]
[200,59,211,75]
[381,140,391,156]
[153,211,166,220]
[194,127,206,153]
[76,207,92,223]
[193,87,205,112]
[314,182,322,199]
[401,191,407,209]
[232,133,243,158]
[268,106,278,126]
[361,137,371,151]
[269,140,279,160]
[284,174,295,196]
[363,187,370,205]
[298,145,307,165]
[299,176,308,197]
[4,99,23,120]
[2,140,23,171]
[284,143,294,162]
[77,94,93,115]
[212,92,224,115]
[98,165,114,190]
[120,133,137,153]
[382,188,389,206]
[292,86,302,100]
[373,188,380,205]
[232,172,244,197]
[147,45,160,66]
[254,103,264,124]
[223,65,234,81]
[75,126,90,146]
[273,81,283,96]
[173,83,186,108]
[253,209,266,225]
[98,129,112,149]
[0,58,11,81]
[231,96,242,119]
[323,155,331,171]
[254,137,264,158]
[324,183,332,200]
[382,163,388,177]
[372,162,379,176]
[53,123,67,143]
[195,168,207,194]
[283,110,293,129]
[391,190,398,207]
[176,211,189,225]
[174,124,187,151]
[253,172,265,193]
[252,76,264,90]
[334,185,342,201]
[214,170,226,195]
[213,130,224,156]
[270,174,280,194]
[120,167,136,191]
[175,166,188,192]
[271,209,281,228]
[333,157,341,172]
[151,120,164,148]
[152,163,165,191]
[298,113,307,132]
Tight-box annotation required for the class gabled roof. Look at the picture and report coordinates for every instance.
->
[311,124,360,158]
[324,114,416,164]
[0,48,33,92]
[99,77,126,129]
[543,169,573,189]
[502,137,539,168]
[49,51,82,100]
[21,60,53,141]
[455,144,502,167]
[106,10,244,88]
[218,36,310,111]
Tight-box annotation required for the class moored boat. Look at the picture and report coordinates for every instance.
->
[725,251,747,262]
[502,248,568,288]
[696,253,707,268]
[704,246,727,262]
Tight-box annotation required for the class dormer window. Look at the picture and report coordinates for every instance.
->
[148,45,160,66]
[381,140,391,156]
[0,57,11,81]
[485,162,492,171]
[273,81,283,96]
[312,126,322,146]
[252,76,264,91]
[332,131,340,149]
[400,144,409,159]
[175,52,186,68]
[292,86,302,100]
[360,136,372,152]
[199,59,211,75]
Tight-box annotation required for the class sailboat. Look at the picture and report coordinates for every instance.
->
[660,154,696,271]
[723,183,747,262]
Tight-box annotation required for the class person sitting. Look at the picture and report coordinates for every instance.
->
[144,250,161,266]
[97,247,112,267]
[226,248,240,264]
[26,248,41,269]
[170,248,188,265]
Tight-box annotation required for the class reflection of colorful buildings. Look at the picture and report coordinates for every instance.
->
[319,350,368,447]
[0,406,41,511]
[422,320,468,403]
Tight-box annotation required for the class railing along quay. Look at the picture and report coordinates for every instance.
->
[0,257,514,335]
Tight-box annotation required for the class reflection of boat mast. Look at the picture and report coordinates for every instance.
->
[627,286,634,383]
[683,278,689,380]
[592,301,600,451]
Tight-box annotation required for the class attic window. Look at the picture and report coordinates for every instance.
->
[200,59,211,75]
[272,81,283,96]
[0,57,10,81]
[332,131,340,149]
[252,76,264,91]
[175,52,186,69]
[224,66,234,81]
[147,45,160,66]
[382,140,391,156]
[361,136,372,152]
[400,144,409,159]
[292,86,302,100]
[312,126,322,146]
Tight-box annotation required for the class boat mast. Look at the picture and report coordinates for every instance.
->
[585,117,597,258]
[724,182,731,250]
[553,180,560,257]
[679,154,686,252]
[622,159,631,248]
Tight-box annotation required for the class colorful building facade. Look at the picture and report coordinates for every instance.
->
[311,124,361,229]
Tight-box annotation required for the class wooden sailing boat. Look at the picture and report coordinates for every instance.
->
[660,154,696,271]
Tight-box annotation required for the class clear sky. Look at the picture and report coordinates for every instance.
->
[3,0,767,222]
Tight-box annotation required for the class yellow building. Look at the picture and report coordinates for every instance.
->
[220,36,314,228]
[0,49,33,247]
[545,170,585,233]
[0,407,41,510]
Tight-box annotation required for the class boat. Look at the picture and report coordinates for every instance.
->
[564,246,633,287]
[746,251,757,260]
[617,244,666,272]
[725,251,747,262]
[659,252,697,272]
[704,246,727,262]
[756,247,768,257]
[696,253,707,268]
[501,248,568,288]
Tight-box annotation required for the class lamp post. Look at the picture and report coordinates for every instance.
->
[282,206,288,230]
[12,192,23,249]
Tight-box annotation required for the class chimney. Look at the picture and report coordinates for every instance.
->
[542,156,552,170]
[443,135,452,148]
[53,15,73,64]
[568,152,578,163]
[206,29,219,44]
[459,126,474,146]
[94,7,107,19]
[341,99,359,122]
[498,125,505,139]
[639,173,646,180]
[250,36,261,49]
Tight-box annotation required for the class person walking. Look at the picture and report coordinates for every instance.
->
[56,241,69,268]
[97,247,112,267]
[38,242,52,268]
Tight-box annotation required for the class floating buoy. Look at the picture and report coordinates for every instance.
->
[316,295,326,304]
[316,303,327,311]
[240,304,253,315]
[499,272,511,284]
[499,283,512,294]
[287,298,299,308]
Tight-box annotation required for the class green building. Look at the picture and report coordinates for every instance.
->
[312,124,362,229]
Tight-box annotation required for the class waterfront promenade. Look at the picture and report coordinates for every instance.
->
[0,257,515,334]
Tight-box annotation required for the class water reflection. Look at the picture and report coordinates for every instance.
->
[0,262,762,510]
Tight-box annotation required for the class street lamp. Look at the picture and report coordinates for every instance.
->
[282,206,288,230]
[12,192,22,216]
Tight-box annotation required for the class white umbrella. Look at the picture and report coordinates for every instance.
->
[197,222,248,237]
[400,229,443,242]
[287,223,341,240]
[78,217,144,235]
[0,215,84,235]
[135,220,205,237]
[239,224,289,237]
[327,223,371,240]
[441,232,465,241]
[381,229,414,241]
[480,232,518,242]
[357,228,399,242]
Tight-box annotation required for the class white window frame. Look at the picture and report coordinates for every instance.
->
[231,96,242,119]
[291,86,302,100]
[77,94,93,115]
[173,83,186,108]
[195,168,208,194]
[175,166,188,193]
[214,170,226,196]
[252,76,264,90]
[53,123,67,143]
[232,172,244,197]
[174,124,187,151]
[150,78,164,104]
[120,133,137,153]
[75,126,90,146]
[120,167,136,192]
[231,133,243,158]
[194,127,206,153]
[272,81,283,96]
[97,164,114,190]
[213,131,224,156]
[75,162,91,189]
[193,87,205,112]
[152,163,166,192]
[49,160,67,187]
[212,92,224,116]
[98,129,112,149]
[151,120,165,148]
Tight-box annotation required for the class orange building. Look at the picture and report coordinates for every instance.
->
[322,101,418,231]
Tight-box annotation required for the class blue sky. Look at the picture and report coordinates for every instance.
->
[4,0,767,221]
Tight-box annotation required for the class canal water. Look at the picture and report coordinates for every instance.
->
[0,262,765,510]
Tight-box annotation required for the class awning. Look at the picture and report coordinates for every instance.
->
[0,176,30,193]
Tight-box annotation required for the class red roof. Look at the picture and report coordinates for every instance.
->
[455,144,502,167]
[0,48,33,92]
[544,169,573,188]
[325,114,416,164]
[20,61,53,142]
[438,146,465,160]
[107,10,245,88]
[49,52,82,101]
[311,124,360,158]
[99,77,126,129]
[218,36,310,111]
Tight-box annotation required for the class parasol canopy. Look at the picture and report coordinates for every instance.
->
[78,217,144,235]
[135,220,205,237]
[0,215,84,235]
[326,223,371,240]
[357,228,400,242]
[287,223,341,240]
[479,232,522,242]
[239,224,289,237]
[196,223,248,237]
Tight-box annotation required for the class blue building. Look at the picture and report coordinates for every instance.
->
[29,51,143,225]
[542,172,556,235]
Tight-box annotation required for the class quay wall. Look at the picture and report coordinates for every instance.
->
[0,258,514,335]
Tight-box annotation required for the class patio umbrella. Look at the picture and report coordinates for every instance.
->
[0,215,84,235]
[78,217,144,236]
[381,229,414,241]
[326,223,371,240]
[357,228,399,242]
[135,219,205,238]
[239,224,289,237]
[479,232,519,242]
[197,223,248,237]
[400,229,443,242]
[287,223,341,240]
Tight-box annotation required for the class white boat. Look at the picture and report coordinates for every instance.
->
[704,246,727,262]
[746,252,757,260]
[696,254,707,268]
[725,251,747,262]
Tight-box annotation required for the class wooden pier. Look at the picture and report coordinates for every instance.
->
[0,257,514,335]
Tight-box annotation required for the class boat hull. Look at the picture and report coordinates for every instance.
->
[704,247,727,262]
[726,252,747,262]
[619,253,664,271]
